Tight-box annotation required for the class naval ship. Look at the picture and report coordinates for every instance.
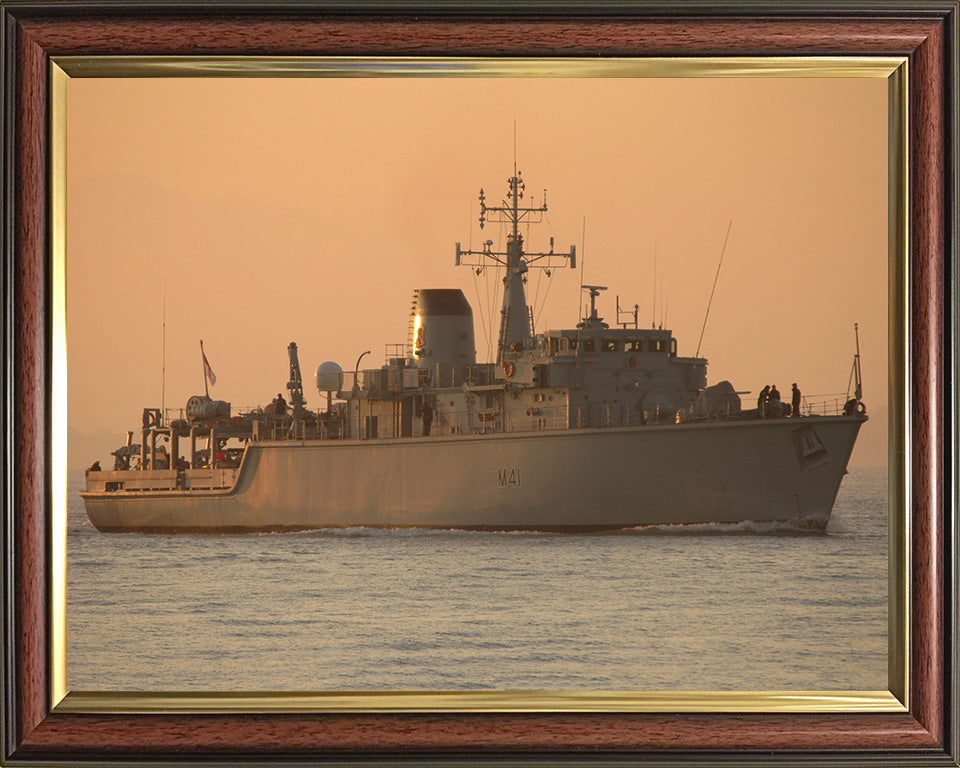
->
[82,168,867,533]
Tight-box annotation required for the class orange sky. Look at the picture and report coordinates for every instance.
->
[66,76,888,467]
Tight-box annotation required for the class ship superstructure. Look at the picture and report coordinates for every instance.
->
[81,168,867,533]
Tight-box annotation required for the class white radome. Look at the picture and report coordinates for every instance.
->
[315,361,343,393]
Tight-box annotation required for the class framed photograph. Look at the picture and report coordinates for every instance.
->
[3,2,956,765]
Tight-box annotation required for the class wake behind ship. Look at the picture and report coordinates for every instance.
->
[82,167,867,533]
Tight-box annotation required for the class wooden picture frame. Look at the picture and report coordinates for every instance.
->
[3,2,956,764]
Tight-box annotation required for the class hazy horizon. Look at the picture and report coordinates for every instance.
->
[66,76,888,468]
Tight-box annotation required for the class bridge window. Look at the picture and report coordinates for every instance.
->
[582,338,596,352]
[602,339,620,352]
[623,340,641,353]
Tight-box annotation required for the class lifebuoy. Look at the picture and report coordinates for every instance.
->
[628,357,637,368]
[503,361,515,378]
[856,401,867,415]
[141,409,156,428]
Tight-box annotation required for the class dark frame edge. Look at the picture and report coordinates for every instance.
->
[0,1,958,765]
[4,0,50,759]
[0,0,958,20]
[1,2,17,763]
[944,0,960,763]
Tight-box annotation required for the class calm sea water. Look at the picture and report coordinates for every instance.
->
[66,466,888,692]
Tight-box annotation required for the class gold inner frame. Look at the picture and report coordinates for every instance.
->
[49,56,909,714]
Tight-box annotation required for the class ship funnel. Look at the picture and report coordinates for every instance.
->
[411,289,476,370]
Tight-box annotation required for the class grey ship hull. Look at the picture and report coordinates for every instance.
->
[82,415,865,533]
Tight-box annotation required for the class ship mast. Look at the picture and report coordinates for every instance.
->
[456,167,575,362]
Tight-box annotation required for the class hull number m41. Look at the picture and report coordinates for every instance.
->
[498,467,521,487]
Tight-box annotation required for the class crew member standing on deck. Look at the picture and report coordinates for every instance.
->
[757,385,770,419]
[421,400,434,436]
[769,385,781,417]
[792,383,802,418]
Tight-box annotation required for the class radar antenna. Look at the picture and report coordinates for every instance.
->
[579,285,608,329]
[455,170,575,362]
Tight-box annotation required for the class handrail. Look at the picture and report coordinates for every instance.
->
[801,394,857,418]
[155,393,860,449]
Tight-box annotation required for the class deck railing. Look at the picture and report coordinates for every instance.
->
[800,393,855,417]
[150,392,860,452]
[341,364,501,394]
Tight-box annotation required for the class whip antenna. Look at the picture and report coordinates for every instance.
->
[578,217,586,324]
[652,244,657,328]
[161,280,166,421]
[695,219,733,358]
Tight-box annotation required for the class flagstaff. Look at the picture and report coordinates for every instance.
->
[200,339,216,398]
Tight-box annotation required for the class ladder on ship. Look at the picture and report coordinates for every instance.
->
[497,306,510,362]
[497,305,537,361]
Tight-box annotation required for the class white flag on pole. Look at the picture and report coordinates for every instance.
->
[202,345,216,387]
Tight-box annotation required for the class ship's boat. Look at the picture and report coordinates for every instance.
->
[81,168,867,533]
